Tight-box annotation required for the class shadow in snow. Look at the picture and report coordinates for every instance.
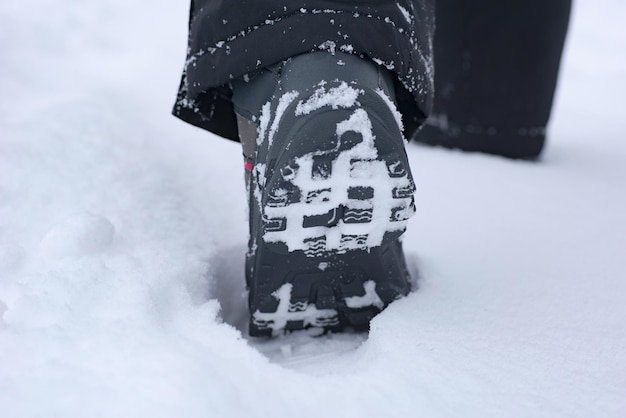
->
[208,244,249,334]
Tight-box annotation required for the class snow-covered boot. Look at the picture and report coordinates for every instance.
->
[232,52,415,337]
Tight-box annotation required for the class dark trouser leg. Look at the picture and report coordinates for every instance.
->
[173,1,435,143]
[414,0,572,159]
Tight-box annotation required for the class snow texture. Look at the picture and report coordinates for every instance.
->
[267,91,299,146]
[295,82,363,116]
[376,88,405,132]
[344,281,384,310]
[1,1,626,417]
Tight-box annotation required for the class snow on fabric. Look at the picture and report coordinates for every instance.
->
[1,0,626,417]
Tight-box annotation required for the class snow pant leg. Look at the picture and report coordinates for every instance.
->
[414,0,572,159]
[173,1,435,143]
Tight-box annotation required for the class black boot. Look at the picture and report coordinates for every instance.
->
[232,52,415,336]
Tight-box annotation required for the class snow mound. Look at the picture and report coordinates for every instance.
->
[39,212,115,258]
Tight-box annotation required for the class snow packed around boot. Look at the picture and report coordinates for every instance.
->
[1,1,626,417]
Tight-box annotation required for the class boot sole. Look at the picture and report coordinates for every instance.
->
[247,84,415,336]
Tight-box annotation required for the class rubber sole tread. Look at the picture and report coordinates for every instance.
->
[247,82,414,336]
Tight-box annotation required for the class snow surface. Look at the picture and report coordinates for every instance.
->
[1,1,626,417]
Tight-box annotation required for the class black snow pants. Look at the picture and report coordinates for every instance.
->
[172,1,436,143]
[173,1,570,159]
[415,0,572,158]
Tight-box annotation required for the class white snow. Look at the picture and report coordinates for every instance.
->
[267,90,299,146]
[38,212,115,259]
[295,82,363,116]
[256,101,272,145]
[397,4,413,24]
[1,0,626,417]
[376,87,405,132]
[344,281,384,310]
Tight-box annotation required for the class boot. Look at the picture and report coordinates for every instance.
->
[232,52,415,336]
